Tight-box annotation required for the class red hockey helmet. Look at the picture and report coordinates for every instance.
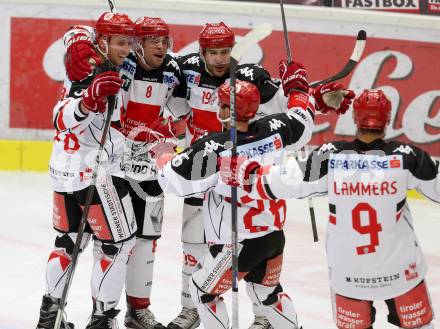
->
[353,89,391,130]
[199,22,235,49]
[134,16,169,38]
[218,80,260,121]
[95,12,135,37]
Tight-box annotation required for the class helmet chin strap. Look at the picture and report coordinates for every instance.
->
[200,50,214,76]
[217,110,231,123]
[97,38,109,61]
[136,39,161,71]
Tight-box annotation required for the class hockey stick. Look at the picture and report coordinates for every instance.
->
[306,30,366,241]
[229,22,272,329]
[107,0,117,13]
[279,0,318,242]
[310,30,366,88]
[54,67,117,329]
[280,0,292,64]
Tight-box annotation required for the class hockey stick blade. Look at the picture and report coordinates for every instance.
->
[310,30,366,88]
[231,23,272,63]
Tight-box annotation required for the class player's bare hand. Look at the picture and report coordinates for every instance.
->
[312,82,355,114]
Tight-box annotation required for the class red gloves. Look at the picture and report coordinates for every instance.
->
[312,82,355,114]
[148,117,177,143]
[147,117,178,160]
[81,71,123,113]
[65,34,101,81]
[279,60,309,96]
[218,156,261,193]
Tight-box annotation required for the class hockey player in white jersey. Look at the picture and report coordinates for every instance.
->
[231,89,440,329]
[37,12,137,329]
[62,16,186,329]
[166,22,295,329]
[157,59,318,329]
[119,17,183,329]
[62,20,350,329]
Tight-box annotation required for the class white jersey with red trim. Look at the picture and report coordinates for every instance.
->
[251,139,440,300]
[158,95,315,244]
[49,60,136,192]
[117,53,185,181]
[171,53,287,144]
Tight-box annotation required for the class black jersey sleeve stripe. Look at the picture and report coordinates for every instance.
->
[262,175,277,200]
[396,198,406,212]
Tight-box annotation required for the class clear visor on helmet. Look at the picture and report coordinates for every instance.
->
[98,35,134,64]
[100,35,134,53]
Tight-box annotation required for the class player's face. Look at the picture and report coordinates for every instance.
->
[106,35,134,66]
[218,104,231,130]
[203,48,231,77]
[141,36,170,69]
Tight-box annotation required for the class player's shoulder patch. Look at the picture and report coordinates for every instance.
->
[267,117,287,132]
[164,54,181,74]
[177,53,202,70]
[316,142,339,155]
[190,132,228,155]
[236,63,270,83]
[391,143,417,156]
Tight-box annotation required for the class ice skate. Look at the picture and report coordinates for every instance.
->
[124,304,166,329]
[85,308,120,329]
[36,295,74,329]
[167,307,200,329]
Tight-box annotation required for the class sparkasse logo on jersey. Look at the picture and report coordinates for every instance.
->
[341,0,419,10]
[329,154,403,170]
[221,134,283,158]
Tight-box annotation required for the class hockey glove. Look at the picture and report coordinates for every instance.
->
[312,82,355,114]
[148,117,177,142]
[81,71,123,113]
[65,31,101,81]
[279,60,309,96]
[147,117,178,160]
[218,156,261,193]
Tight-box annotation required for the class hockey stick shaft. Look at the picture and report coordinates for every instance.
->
[308,198,318,242]
[310,30,366,88]
[229,56,239,329]
[279,1,318,242]
[107,0,117,13]
[306,30,366,241]
[229,23,272,329]
[280,0,292,63]
[54,78,117,329]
